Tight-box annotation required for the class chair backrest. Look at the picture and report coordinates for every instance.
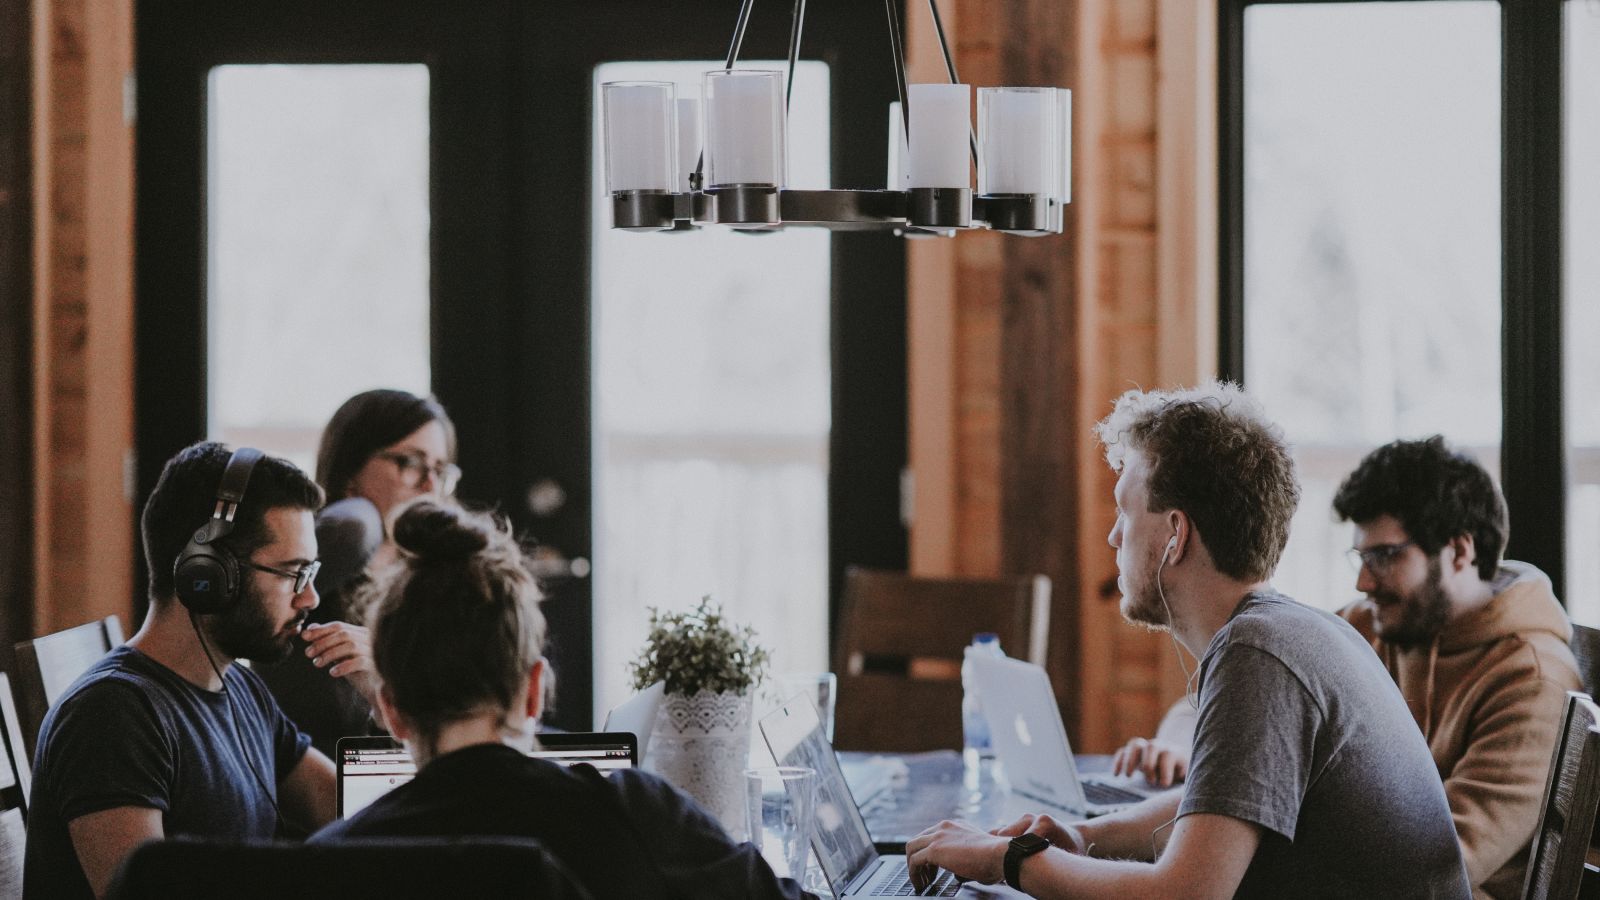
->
[0,675,27,900]
[1523,691,1600,900]
[106,835,595,900]
[1570,624,1600,697]
[831,567,1050,752]
[12,615,124,763]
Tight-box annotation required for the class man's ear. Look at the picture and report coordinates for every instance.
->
[1447,534,1477,574]
[374,686,410,741]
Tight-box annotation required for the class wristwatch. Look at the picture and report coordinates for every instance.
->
[1004,833,1051,891]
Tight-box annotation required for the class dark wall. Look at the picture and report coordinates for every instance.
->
[0,0,32,672]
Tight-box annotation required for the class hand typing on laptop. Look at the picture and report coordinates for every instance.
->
[906,814,1087,894]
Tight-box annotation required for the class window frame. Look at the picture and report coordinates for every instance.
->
[1219,0,1567,599]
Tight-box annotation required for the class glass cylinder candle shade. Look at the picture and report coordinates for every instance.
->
[886,101,910,190]
[703,69,786,189]
[676,97,702,192]
[907,83,971,189]
[602,81,677,194]
[1056,88,1073,203]
[977,86,1060,196]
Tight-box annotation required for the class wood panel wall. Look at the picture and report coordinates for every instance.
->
[906,0,1216,752]
[28,0,137,639]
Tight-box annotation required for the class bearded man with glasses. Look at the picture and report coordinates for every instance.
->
[1329,435,1580,899]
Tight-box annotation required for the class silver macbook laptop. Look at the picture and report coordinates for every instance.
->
[602,680,665,764]
[969,655,1159,817]
[335,732,638,819]
[760,698,1028,899]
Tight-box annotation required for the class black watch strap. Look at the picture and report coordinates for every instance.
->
[1004,833,1051,891]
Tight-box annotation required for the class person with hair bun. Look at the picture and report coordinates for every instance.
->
[260,389,460,757]
[309,500,814,900]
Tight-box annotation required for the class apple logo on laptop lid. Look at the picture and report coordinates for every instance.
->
[1014,713,1033,747]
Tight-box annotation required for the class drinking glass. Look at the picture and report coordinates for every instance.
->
[778,672,838,743]
[744,766,818,881]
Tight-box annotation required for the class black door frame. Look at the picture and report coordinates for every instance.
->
[136,0,907,727]
[1219,0,1567,599]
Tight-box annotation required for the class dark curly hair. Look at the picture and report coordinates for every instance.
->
[1333,436,1506,580]
[1094,382,1300,582]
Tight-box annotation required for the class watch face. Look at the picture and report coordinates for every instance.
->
[1012,833,1050,854]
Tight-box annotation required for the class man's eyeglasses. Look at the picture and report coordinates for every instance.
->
[246,559,321,594]
[378,452,461,495]
[1346,541,1416,576]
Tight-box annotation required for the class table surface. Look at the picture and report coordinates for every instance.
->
[838,751,1132,849]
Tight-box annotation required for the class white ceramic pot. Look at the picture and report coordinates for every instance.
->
[647,688,753,838]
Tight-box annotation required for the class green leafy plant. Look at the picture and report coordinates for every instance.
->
[629,597,771,697]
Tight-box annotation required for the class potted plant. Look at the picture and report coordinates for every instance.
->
[629,597,770,836]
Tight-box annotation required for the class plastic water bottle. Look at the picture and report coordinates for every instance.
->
[961,632,1005,765]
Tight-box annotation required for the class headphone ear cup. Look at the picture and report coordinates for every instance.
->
[175,537,240,615]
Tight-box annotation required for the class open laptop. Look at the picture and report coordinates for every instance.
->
[760,698,1028,899]
[968,655,1158,817]
[335,732,638,819]
[602,680,665,764]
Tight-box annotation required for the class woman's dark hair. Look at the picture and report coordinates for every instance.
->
[315,389,457,499]
[359,500,547,749]
[1333,436,1507,580]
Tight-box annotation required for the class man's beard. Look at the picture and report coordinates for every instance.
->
[1119,550,1171,631]
[1372,557,1452,649]
[209,579,301,663]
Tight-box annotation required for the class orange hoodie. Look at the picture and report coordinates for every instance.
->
[1339,562,1581,900]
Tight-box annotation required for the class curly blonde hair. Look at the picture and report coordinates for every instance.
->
[1094,382,1299,582]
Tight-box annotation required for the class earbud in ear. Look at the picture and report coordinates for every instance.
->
[1167,535,1178,552]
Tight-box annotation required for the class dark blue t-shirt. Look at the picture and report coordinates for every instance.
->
[23,645,310,900]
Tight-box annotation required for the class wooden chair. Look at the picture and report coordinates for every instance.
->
[831,567,1050,753]
[12,615,125,763]
[0,676,27,900]
[1571,624,1600,698]
[1523,692,1600,900]
[105,836,595,900]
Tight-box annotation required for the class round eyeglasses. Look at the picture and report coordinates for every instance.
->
[377,451,461,496]
[245,559,321,594]
[1345,541,1416,576]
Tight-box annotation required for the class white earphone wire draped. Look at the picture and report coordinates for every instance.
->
[1157,533,1201,708]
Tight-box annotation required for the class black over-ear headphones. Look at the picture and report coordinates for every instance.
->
[174,447,263,615]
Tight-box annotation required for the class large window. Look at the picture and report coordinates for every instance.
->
[589,61,833,719]
[206,65,431,470]
[1566,1,1600,623]
[1239,2,1501,610]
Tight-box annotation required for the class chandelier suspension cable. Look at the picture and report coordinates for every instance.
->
[692,0,762,188]
[785,0,808,110]
[884,0,912,141]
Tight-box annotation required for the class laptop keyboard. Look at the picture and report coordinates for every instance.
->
[868,861,961,897]
[1082,780,1146,806]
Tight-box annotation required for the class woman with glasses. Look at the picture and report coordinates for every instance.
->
[309,500,811,900]
[260,388,462,758]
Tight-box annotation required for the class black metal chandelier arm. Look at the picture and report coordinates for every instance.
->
[785,0,807,110]
[885,0,911,139]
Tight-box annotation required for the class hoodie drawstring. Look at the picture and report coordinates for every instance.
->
[1422,635,1440,742]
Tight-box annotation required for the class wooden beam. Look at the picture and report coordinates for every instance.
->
[995,0,1082,738]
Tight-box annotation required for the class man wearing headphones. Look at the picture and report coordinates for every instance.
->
[907,384,1470,898]
[24,442,373,900]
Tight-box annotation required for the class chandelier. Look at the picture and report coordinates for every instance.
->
[600,0,1071,236]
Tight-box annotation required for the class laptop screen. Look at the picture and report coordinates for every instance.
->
[336,732,638,818]
[760,698,877,897]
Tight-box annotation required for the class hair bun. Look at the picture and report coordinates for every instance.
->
[392,500,489,562]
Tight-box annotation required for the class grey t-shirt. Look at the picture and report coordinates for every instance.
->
[1179,591,1470,899]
